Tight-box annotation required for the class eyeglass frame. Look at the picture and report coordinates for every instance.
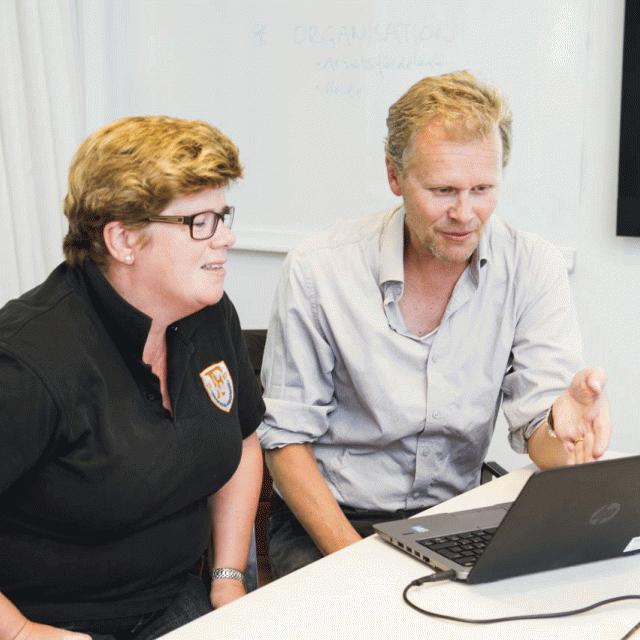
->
[145,206,235,240]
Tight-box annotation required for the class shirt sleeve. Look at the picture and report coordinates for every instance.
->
[222,296,266,438]
[257,251,337,450]
[0,348,59,494]
[501,243,584,453]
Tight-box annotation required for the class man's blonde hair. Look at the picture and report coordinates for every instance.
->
[385,70,512,173]
[63,115,242,267]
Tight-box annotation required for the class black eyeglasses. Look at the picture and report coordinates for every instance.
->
[146,206,235,240]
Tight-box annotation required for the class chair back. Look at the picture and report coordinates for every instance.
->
[242,330,273,586]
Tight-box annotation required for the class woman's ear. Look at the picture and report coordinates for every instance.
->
[103,221,138,265]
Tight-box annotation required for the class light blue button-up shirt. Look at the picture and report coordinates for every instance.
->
[258,207,583,511]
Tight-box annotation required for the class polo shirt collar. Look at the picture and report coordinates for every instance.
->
[83,260,152,362]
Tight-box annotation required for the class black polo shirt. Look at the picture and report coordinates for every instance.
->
[0,261,265,623]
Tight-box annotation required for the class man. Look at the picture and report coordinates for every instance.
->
[257,71,610,578]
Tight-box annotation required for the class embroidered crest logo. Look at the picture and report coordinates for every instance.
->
[199,361,234,412]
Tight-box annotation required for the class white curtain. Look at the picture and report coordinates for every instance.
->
[0,0,86,304]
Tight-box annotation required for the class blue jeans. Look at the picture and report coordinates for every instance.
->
[57,573,213,640]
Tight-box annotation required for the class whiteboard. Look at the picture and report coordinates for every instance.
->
[88,0,589,252]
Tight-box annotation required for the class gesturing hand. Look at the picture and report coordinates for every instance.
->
[551,367,611,465]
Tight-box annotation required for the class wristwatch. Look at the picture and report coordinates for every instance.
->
[211,567,245,583]
[546,405,557,438]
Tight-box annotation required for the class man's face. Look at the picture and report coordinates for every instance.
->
[387,124,503,264]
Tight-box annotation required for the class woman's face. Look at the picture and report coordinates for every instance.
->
[133,187,236,321]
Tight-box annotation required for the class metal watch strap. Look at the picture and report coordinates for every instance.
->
[211,567,245,582]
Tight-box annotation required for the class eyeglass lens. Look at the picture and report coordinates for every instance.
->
[191,208,234,240]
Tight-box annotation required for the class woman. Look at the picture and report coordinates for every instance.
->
[0,116,264,639]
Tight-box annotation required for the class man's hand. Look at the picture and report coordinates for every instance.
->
[12,620,90,640]
[210,578,246,610]
[265,444,362,556]
[551,367,611,465]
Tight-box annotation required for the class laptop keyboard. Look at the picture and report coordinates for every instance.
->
[417,528,497,567]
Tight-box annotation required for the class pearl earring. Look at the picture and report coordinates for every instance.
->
[125,254,133,263]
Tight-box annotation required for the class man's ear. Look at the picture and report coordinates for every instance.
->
[103,221,138,265]
[386,157,403,197]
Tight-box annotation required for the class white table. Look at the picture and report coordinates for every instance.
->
[162,467,640,639]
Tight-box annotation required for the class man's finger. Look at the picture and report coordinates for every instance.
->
[585,367,607,395]
[563,440,576,466]
[569,367,606,404]
[569,370,596,404]
[591,400,612,458]
[581,429,595,464]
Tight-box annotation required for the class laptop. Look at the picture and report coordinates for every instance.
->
[374,455,640,583]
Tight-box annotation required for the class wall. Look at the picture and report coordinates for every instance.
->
[89,0,591,255]
[222,1,638,469]
[487,1,634,468]
[6,0,637,468]
[97,0,637,467]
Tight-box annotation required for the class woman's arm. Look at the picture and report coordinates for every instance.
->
[0,593,89,640]
[0,595,26,640]
[209,432,262,609]
[0,359,89,639]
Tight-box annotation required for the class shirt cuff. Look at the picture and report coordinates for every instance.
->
[257,396,333,450]
[508,408,549,454]
[257,422,312,450]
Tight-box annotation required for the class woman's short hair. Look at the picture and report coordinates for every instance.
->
[63,115,242,267]
[385,70,512,174]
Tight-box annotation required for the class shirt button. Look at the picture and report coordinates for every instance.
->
[432,410,439,419]
[421,450,429,457]
[146,393,156,401]
[412,491,420,499]
[171,325,178,332]
[431,355,437,363]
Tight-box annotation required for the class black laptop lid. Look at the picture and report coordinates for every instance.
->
[468,455,640,583]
